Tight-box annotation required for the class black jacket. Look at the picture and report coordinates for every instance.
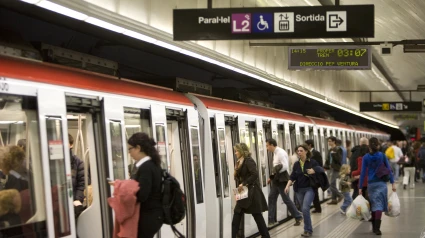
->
[324,146,343,171]
[234,157,268,214]
[290,159,321,192]
[132,159,164,238]
[70,153,85,203]
[311,149,323,167]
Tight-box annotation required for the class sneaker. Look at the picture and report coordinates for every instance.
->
[301,231,312,237]
[340,208,346,215]
[294,217,303,226]
[268,222,277,228]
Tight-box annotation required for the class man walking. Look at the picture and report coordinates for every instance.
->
[305,139,323,213]
[266,138,303,227]
[324,136,343,205]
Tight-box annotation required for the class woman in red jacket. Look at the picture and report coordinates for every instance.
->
[351,146,370,201]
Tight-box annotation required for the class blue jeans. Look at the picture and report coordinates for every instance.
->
[340,192,353,212]
[390,162,399,181]
[295,187,315,233]
[268,181,302,223]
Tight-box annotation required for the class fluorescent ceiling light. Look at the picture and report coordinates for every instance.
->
[85,17,126,33]
[37,1,88,21]
[28,1,398,129]
[0,121,24,124]
[123,30,157,44]
[20,0,42,4]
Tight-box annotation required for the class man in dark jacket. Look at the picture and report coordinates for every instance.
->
[324,136,343,205]
[305,139,323,213]
[69,134,85,218]
[350,137,368,199]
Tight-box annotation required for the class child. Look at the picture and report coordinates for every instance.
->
[339,164,353,214]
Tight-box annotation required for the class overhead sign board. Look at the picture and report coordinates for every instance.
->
[360,102,423,112]
[173,5,374,41]
[393,115,419,121]
[288,46,372,70]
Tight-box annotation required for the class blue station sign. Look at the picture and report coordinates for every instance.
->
[173,5,374,41]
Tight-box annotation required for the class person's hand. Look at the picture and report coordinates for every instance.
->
[284,186,290,194]
[392,183,396,192]
[307,168,315,174]
[238,184,244,193]
[347,182,352,185]
[108,180,115,186]
[359,189,362,195]
[267,178,271,184]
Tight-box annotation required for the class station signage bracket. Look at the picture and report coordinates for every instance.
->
[173,5,374,41]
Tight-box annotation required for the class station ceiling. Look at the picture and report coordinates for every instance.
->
[1,0,424,139]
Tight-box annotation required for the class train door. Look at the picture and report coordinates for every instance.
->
[0,87,52,237]
[270,120,288,222]
[65,95,103,238]
[285,122,296,212]
[210,113,231,238]
[165,108,192,237]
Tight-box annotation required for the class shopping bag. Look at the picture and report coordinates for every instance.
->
[350,195,371,220]
[346,203,359,219]
[385,192,400,217]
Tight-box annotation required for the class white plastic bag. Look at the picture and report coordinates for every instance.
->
[347,195,371,220]
[346,203,359,219]
[385,192,400,217]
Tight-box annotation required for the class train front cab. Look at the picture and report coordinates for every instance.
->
[0,55,207,238]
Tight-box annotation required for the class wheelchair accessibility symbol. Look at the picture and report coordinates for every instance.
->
[257,15,269,30]
[253,13,273,33]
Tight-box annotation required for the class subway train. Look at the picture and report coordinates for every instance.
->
[0,54,389,238]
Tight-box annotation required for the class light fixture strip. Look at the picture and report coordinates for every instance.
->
[21,0,399,129]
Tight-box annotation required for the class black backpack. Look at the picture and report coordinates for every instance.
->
[162,170,186,238]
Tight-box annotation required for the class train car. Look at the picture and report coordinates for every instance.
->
[0,55,206,238]
[0,54,389,238]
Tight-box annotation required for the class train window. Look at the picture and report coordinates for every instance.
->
[155,124,168,170]
[45,117,71,236]
[190,128,203,204]
[218,129,229,198]
[0,94,46,237]
[109,121,125,180]
[124,107,151,138]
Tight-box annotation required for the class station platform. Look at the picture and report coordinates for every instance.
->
[259,183,425,238]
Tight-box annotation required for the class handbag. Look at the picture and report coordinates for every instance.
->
[376,162,391,182]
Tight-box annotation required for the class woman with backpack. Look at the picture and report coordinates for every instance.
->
[232,143,270,238]
[127,132,164,238]
[359,137,396,235]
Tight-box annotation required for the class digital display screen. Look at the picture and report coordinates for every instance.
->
[288,46,372,70]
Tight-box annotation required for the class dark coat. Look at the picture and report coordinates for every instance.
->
[70,153,85,203]
[132,159,164,238]
[312,166,329,192]
[324,146,343,171]
[234,157,268,214]
[290,159,321,192]
[311,149,323,167]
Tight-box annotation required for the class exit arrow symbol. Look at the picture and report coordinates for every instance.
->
[332,16,344,26]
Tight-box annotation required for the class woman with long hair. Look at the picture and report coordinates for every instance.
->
[359,137,396,235]
[285,144,321,237]
[127,132,164,238]
[232,143,269,238]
